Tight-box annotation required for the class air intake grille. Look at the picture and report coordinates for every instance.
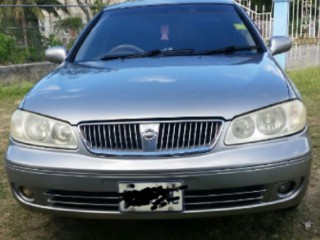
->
[79,120,223,156]
[184,185,267,210]
[43,185,267,212]
[44,190,119,211]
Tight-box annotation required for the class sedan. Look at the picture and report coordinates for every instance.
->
[5,0,312,219]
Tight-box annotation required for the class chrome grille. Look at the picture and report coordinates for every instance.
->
[80,123,142,151]
[157,121,221,151]
[43,185,267,212]
[44,190,119,211]
[184,185,267,211]
[79,120,223,156]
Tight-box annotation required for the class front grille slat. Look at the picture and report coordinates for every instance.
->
[193,122,198,148]
[182,123,187,149]
[48,199,119,207]
[184,189,267,199]
[166,123,171,150]
[128,125,133,150]
[215,122,221,143]
[176,123,182,149]
[134,124,139,149]
[159,123,165,150]
[98,125,102,149]
[187,122,192,148]
[88,126,92,148]
[171,123,176,150]
[198,122,203,146]
[45,193,119,200]
[209,122,214,145]
[117,125,123,149]
[184,196,264,206]
[93,125,97,148]
[203,122,208,145]
[79,120,222,156]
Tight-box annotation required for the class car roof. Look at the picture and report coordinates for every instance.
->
[105,0,234,11]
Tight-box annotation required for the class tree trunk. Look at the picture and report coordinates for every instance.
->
[76,0,92,23]
[22,17,28,47]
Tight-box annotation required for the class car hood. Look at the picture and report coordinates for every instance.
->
[22,54,291,125]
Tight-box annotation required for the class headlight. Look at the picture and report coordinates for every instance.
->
[10,109,78,149]
[225,100,306,145]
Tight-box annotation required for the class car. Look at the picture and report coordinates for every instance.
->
[5,0,312,219]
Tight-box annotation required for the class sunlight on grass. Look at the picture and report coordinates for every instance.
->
[288,67,320,100]
[0,82,34,99]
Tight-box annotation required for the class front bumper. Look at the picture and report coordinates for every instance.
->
[5,129,312,219]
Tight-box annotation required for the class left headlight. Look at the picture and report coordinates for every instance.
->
[225,100,306,145]
[10,109,78,149]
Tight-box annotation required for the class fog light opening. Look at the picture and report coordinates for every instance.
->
[19,187,35,202]
[278,181,296,196]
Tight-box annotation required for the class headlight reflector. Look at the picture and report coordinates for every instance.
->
[232,116,255,139]
[256,107,286,135]
[11,110,78,149]
[225,100,306,145]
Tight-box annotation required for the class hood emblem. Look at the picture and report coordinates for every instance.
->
[139,124,160,152]
[142,129,158,141]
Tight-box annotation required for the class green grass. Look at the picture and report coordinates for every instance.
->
[0,67,319,240]
[288,68,320,162]
[0,82,33,99]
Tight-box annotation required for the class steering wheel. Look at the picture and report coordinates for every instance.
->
[108,44,144,55]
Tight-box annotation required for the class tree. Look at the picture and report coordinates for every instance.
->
[75,0,113,22]
[56,16,83,37]
[0,0,67,46]
[75,0,92,23]
[251,0,272,11]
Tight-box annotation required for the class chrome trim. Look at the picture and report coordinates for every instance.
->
[78,119,224,157]
[42,184,267,212]
[184,189,267,198]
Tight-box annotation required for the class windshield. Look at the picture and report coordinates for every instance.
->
[75,4,258,62]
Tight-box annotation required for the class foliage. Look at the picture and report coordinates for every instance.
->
[90,0,112,14]
[0,33,31,64]
[55,17,83,35]
[0,0,68,64]
[251,0,272,11]
[0,33,16,64]
[42,34,64,48]
[0,0,67,47]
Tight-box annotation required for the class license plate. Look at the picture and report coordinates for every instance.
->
[119,182,184,212]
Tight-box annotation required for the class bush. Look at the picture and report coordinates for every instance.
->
[0,33,33,64]
[0,33,16,64]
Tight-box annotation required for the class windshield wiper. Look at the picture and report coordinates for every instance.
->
[101,49,194,60]
[199,46,259,55]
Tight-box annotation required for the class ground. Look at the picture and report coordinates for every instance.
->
[0,68,319,240]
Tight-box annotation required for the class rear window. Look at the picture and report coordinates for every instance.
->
[75,4,257,61]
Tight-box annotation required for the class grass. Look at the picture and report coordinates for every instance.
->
[0,81,34,99]
[0,67,319,240]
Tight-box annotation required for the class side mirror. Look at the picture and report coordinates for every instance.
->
[45,46,67,64]
[269,36,292,56]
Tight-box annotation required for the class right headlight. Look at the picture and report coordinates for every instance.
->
[225,100,306,145]
[10,109,78,149]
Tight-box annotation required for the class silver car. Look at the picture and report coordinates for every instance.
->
[5,0,312,219]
